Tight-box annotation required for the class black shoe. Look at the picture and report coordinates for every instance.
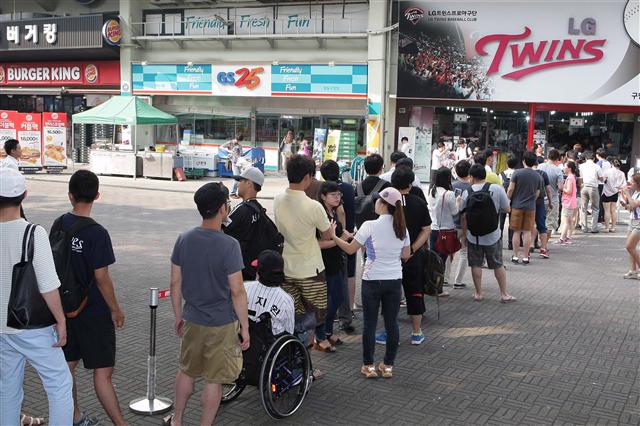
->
[453,283,467,289]
[340,324,356,334]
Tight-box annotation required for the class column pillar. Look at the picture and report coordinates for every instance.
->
[366,0,389,158]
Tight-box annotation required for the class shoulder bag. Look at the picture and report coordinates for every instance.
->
[7,224,56,330]
[435,191,461,257]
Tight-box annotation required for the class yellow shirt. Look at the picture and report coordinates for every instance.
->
[274,189,331,278]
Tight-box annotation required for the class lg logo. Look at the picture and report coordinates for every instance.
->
[216,67,264,90]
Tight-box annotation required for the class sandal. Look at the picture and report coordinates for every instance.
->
[313,341,336,353]
[377,362,393,378]
[473,293,484,302]
[522,257,530,265]
[326,335,344,346]
[21,414,45,426]
[312,368,323,380]
[162,413,174,426]
[361,364,378,378]
[500,296,517,303]
[511,256,520,264]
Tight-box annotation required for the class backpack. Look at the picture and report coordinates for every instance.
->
[355,179,386,228]
[500,171,511,192]
[422,248,445,320]
[49,215,97,318]
[465,183,499,245]
[243,202,284,279]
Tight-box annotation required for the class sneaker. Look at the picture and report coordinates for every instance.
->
[539,248,549,259]
[453,283,467,289]
[522,257,530,265]
[411,332,425,345]
[623,270,639,279]
[375,331,387,345]
[553,239,565,245]
[399,299,407,308]
[377,362,393,378]
[74,413,100,426]
[511,256,520,264]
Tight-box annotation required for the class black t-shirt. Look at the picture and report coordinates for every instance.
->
[223,199,262,277]
[61,213,115,317]
[318,208,346,276]
[403,193,432,245]
[339,182,356,232]
[360,176,391,195]
[409,185,427,201]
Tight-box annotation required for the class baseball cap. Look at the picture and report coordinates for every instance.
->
[233,167,264,187]
[250,250,285,287]
[194,182,228,217]
[373,187,403,206]
[0,167,26,197]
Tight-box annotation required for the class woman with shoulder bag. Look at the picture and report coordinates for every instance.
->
[331,188,411,379]
[428,167,462,289]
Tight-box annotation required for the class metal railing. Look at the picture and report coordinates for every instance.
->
[131,16,368,39]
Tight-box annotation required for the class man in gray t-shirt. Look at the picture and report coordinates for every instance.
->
[170,182,250,425]
[539,149,564,237]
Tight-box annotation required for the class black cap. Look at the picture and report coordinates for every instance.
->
[251,250,285,287]
[194,182,228,218]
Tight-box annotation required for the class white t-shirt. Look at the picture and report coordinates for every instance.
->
[245,281,295,335]
[1,219,61,334]
[380,167,422,187]
[355,215,410,281]
[603,168,626,197]
[579,160,603,188]
[428,187,460,231]
[1,156,19,170]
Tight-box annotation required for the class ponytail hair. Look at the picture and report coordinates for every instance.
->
[385,200,407,240]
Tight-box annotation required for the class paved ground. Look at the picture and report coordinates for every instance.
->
[19,174,640,425]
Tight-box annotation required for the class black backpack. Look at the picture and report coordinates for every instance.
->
[465,183,499,244]
[243,202,284,279]
[49,215,97,318]
[355,179,386,228]
[500,171,511,192]
[422,248,445,320]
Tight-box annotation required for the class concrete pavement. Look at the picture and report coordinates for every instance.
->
[18,175,640,426]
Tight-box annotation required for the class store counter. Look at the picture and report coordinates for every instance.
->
[90,150,142,177]
[140,151,175,180]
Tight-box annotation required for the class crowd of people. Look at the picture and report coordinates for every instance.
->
[400,35,492,100]
[1,133,637,425]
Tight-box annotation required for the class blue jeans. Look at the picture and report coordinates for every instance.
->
[0,327,73,425]
[315,272,345,341]
[361,279,401,366]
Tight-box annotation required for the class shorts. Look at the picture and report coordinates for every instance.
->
[562,207,575,217]
[509,208,536,231]
[630,219,640,233]
[282,270,327,325]
[468,239,503,269]
[63,313,115,369]
[401,250,425,316]
[602,193,619,203]
[180,320,242,384]
[347,253,356,278]
[535,204,547,233]
[546,202,560,231]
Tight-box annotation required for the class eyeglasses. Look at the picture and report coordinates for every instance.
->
[326,192,342,198]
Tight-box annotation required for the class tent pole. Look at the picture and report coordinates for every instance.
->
[133,125,137,180]
[71,123,75,173]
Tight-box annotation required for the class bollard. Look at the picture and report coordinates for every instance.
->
[129,288,173,415]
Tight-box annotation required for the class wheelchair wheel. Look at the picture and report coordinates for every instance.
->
[221,382,245,403]
[259,335,312,420]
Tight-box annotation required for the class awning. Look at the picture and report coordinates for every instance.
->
[72,96,177,125]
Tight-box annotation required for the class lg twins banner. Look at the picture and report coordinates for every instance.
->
[398,0,640,106]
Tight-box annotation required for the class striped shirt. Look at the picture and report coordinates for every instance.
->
[244,281,295,335]
[1,219,61,334]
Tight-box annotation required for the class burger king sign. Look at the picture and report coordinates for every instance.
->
[102,19,121,46]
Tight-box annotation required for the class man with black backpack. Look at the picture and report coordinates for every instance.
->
[461,164,515,303]
[224,167,283,281]
[51,170,127,426]
[355,154,391,229]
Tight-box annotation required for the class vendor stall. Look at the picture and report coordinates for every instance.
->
[72,96,178,179]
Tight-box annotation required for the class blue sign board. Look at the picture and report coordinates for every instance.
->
[271,64,367,98]
[132,64,212,95]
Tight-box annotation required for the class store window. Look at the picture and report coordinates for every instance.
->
[176,114,249,145]
[432,107,489,153]
[256,115,279,143]
[143,10,184,36]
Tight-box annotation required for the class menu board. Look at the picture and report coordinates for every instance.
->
[336,131,358,161]
[42,112,68,168]
[17,113,42,170]
[0,110,18,162]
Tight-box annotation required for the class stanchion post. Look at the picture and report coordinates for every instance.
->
[129,288,173,415]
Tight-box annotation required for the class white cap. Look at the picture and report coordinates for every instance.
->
[233,167,265,187]
[0,167,26,197]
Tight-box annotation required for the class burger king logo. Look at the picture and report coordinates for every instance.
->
[0,66,5,84]
[1,112,8,119]
[26,114,33,121]
[102,19,121,46]
[85,64,99,84]
[52,113,59,119]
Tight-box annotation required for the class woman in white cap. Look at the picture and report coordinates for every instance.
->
[331,187,410,379]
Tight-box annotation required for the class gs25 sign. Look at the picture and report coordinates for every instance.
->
[216,67,264,90]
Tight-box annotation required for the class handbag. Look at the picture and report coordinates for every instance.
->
[7,224,56,330]
[435,191,462,256]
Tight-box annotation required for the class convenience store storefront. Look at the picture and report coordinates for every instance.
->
[132,63,368,170]
[394,0,640,181]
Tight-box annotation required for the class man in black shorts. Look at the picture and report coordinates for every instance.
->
[57,170,127,426]
[391,166,432,345]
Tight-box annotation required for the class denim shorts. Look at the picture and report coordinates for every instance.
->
[468,239,503,269]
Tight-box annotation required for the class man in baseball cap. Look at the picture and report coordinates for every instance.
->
[0,167,26,200]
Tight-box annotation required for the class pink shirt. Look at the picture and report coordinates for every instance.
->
[562,174,577,209]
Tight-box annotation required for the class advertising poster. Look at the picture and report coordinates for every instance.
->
[16,112,42,170]
[324,129,341,161]
[366,118,381,153]
[409,107,434,183]
[42,112,67,168]
[0,110,18,161]
[398,1,640,106]
[312,128,327,164]
[398,127,417,159]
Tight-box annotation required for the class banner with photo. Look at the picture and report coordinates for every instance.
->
[397,1,640,106]
[398,127,417,160]
[408,107,434,183]
[42,112,67,168]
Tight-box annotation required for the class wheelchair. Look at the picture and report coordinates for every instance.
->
[221,312,314,420]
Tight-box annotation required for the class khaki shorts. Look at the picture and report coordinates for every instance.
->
[282,271,327,325]
[509,208,536,231]
[546,202,560,231]
[180,321,242,384]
